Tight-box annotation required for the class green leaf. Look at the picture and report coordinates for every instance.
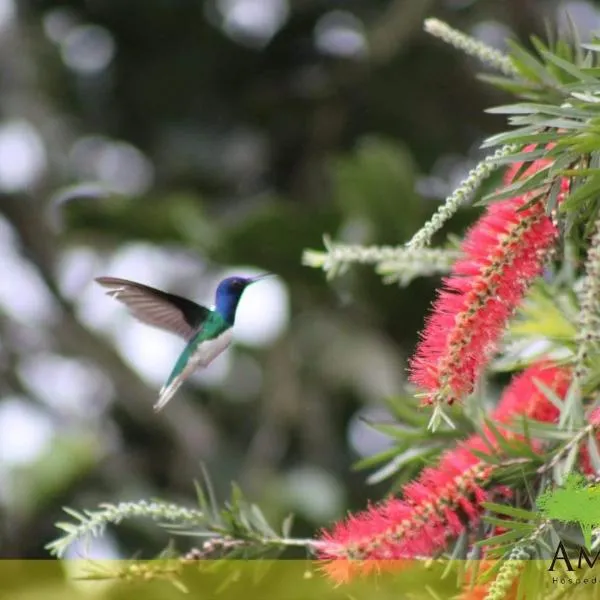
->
[587,432,600,474]
[540,117,586,130]
[193,480,210,519]
[365,422,419,441]
[518,561,543,600]
[498,419,574,441]
[468,448,501,465]
[365,446,439,485]
[510,289,577,342]
[477,73,547,98]
[532,379,568,414]
[558,379,584,429]
[353,445,409,471]
[559,167,600,178]
[507,40,559,86]
[476,558,503,583]
[384,394,433,426]
[481,125,558,149]
[483,516,537,532]
[62,507,87,523]
[55,522,79,534]
[545,177,563,215]
[539,48,597,82]
[559,173,600,211]
[554,442,580,482]
[486,103,589,119]
[199,463,221,524]
[474,529,525,547]
[484,418,523,456]
[249,504,277,538]
[479,167,550,204]
[481,502,542,522]
[486,148,550,167]
[281,514,294,538]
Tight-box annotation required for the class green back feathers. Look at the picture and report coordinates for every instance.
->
[164,311,231,387]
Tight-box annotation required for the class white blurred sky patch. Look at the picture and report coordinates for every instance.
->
[69,136,154,196]
[118,322,188,386]
[281,466,345,522]
[43,7,79,44]
[0,120,47,192]
[105,243,206,287]
[0,217,60,325]
[63,531,121,563]
[314,11,367,58]
[58,246,103,300]
[0,0,15,35]
[18,354,113,417]
[64,549,119,596]
[417,152,477,200]
[0,397,54,466]
[469,20,512,52]
[61,24,116,75]
[558,1,600,38]
[216,0,289,47]
[347,406,396,458]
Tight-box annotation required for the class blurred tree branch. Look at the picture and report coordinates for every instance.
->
[368,0,436,64]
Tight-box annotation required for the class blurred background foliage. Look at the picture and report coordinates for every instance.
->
[0,0,594,561]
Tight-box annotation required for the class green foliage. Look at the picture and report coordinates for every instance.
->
[47,468,311,561]
[537,473,600,550]
[46,500,206,559]
[353,393,472,488]
[330,137,422,241]
[9,434,100,518]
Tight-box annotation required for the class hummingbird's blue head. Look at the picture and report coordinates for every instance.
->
[214,274,270,325]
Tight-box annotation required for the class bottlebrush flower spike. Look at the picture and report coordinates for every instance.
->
[317,435,496,582]
[409,148,568,406]
[577,406,600,475]
[317,362,569,583]
[491,361,570,426]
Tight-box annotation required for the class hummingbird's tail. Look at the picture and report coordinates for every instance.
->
[154,376,185,412]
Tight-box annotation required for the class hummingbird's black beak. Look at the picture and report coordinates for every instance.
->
[249,273,274,284]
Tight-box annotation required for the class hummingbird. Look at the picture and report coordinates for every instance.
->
[95,274,272,412]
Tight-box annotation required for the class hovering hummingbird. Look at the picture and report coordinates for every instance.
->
[95,274,272,412]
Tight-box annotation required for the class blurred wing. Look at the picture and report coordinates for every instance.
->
[95,277,210,340]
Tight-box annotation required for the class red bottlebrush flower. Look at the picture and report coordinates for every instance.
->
[503,143,551,185]
[317,362,569,583]
[492,362,571,426]
[317,435,495,582]
[587,407,600,427]
[409,151,568,406]
[578,407,600,475]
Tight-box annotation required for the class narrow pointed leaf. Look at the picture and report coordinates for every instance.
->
[483,517,537,532]
[507,40,558,85]
[539,48,597,82]
[481,502,541,521]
